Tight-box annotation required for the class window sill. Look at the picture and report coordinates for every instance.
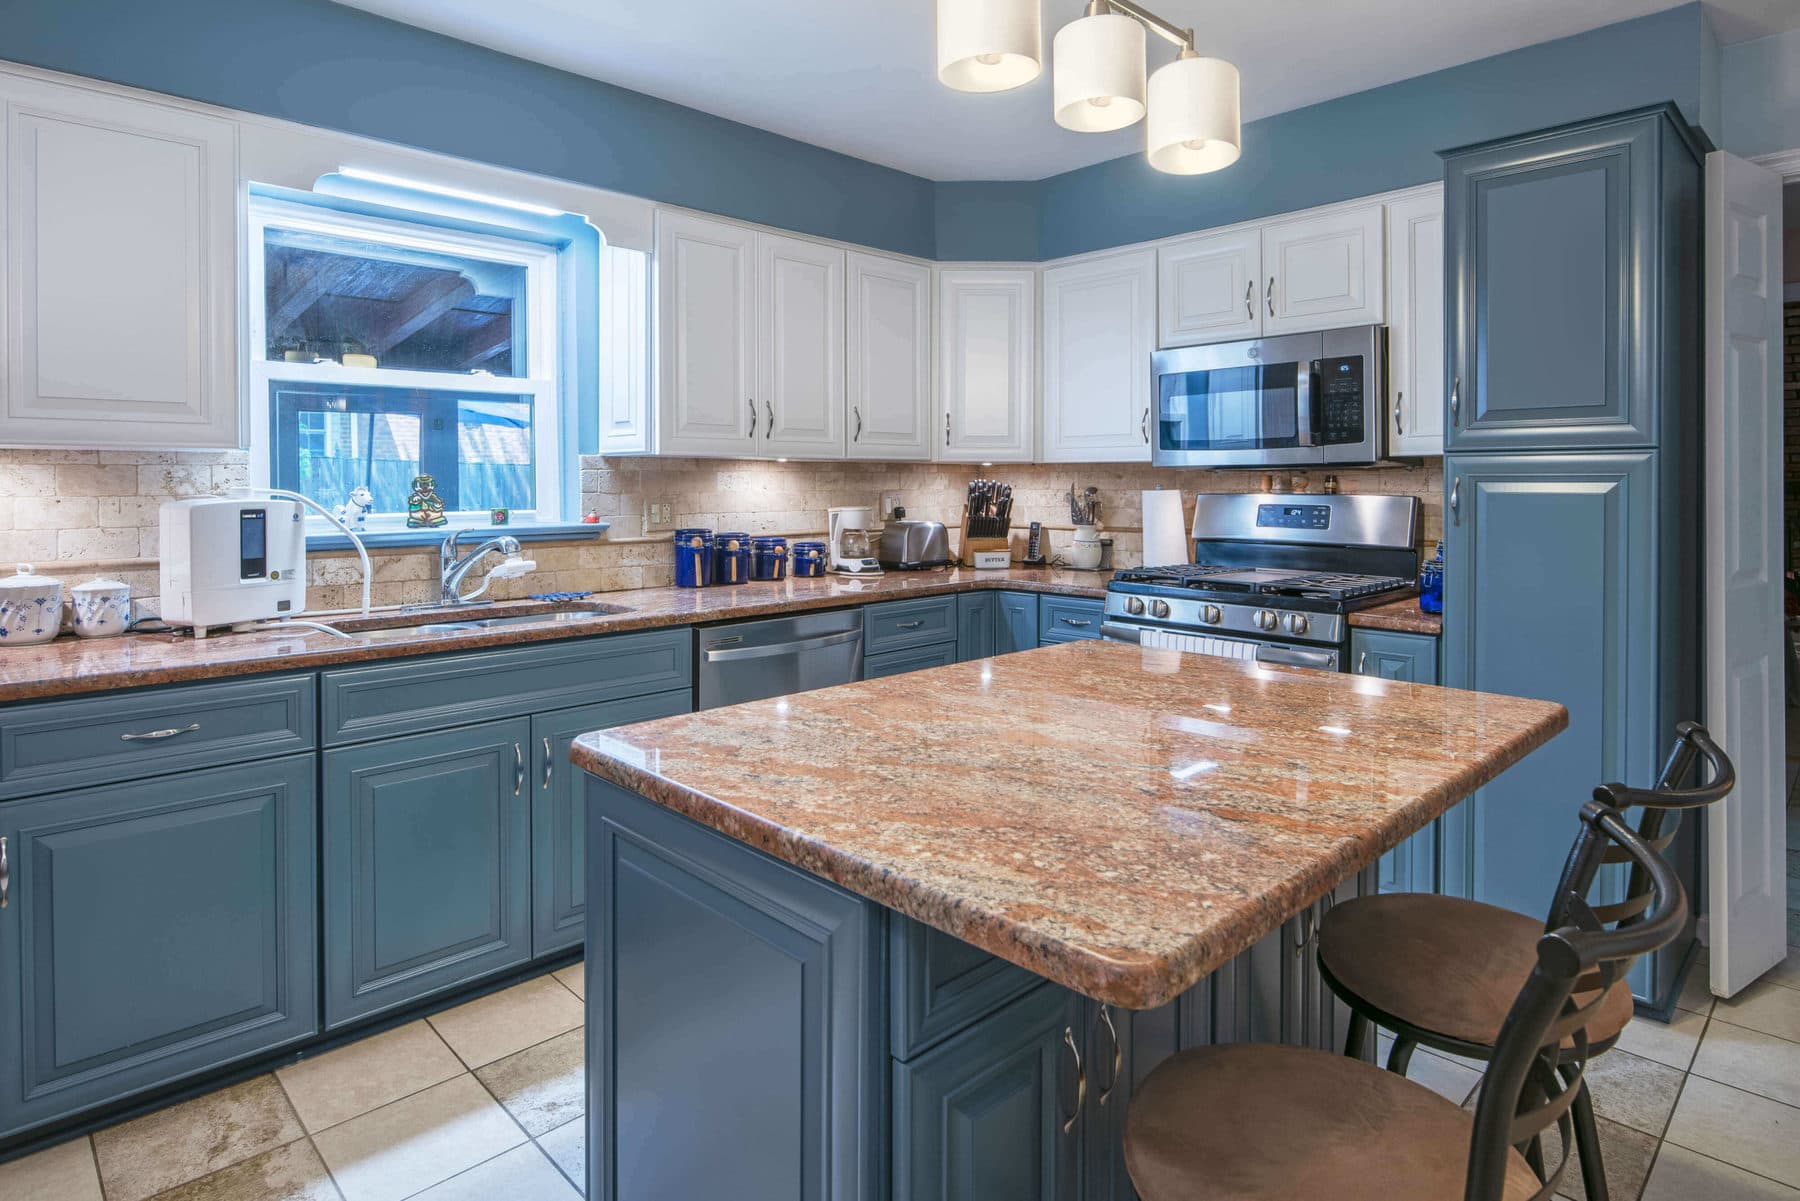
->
[306,520,612,552]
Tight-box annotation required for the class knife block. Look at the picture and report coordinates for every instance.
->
[958,506,1011,566]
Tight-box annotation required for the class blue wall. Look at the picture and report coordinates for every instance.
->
[1721,27,1800,158]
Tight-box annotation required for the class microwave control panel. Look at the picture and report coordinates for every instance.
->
[1314,356,1365,445]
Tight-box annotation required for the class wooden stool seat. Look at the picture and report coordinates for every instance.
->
[1317,893,1636,1053]
[1123,1043,1543,1201]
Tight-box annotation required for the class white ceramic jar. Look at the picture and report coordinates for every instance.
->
[71,577,131,638]
[0,563,65,646]
[1070,525,1104,571]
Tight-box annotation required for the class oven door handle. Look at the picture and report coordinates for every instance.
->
[1099,621,1143,645]
[1254,644,1336,671]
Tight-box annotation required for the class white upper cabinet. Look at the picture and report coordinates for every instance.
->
[1385,187,1445,457]
[1042,249,1155,462]
[1157,227,1260,347]
[655,211,758,457]
[1260,203,1385,335]
[938,268,1035,463]
[845,251,932,461]
[757,233,844,459]
[1,74,239,449]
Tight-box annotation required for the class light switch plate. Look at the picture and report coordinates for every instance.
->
[881,494,902,520]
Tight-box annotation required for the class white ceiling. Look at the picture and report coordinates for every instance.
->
[330,0,1800,181]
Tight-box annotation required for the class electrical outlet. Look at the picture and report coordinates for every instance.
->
[645,499,675,530]
[881,494,902,520]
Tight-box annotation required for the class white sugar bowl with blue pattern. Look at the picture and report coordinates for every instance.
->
[0,563,65,646]
[71,576,130,638]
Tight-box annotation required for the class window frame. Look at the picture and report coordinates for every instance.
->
[246,195,564,530]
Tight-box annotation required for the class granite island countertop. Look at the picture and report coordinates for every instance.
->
[572,639,1564,1009]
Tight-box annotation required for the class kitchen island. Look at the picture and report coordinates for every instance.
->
[572,639,1564,1201]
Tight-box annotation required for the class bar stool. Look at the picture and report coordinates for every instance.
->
[1313,722,1735,1201]
[1123,800,1688,1201]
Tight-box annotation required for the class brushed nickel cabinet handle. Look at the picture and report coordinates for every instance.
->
[1357,651,1368,674]
[853,406,862,442]
[895,619,925,630]
[1060,1026,1086,1135]
[747,398,757,439]
[1394,395,1404,436]
[1061,617,1092,628]
[765,400,774,436]
[1450,477,1461,525]
[1449,377,1460,424]
[1141,407,1150,443]
[1266,276,1275,317]
[0,835,9,909]
[120,723,201,742]
[541,736,553,790]
[513,742,525,797]
[1244,279,1254,320]
[945,412,951,446]
[1095,1006,1122,1107]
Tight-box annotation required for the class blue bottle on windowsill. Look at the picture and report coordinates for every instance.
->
[1419,542,1444,614]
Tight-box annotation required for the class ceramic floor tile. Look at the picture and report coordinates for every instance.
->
[1550,1115,1657,1201]
[1692,1019,1800,1108]
[406,1143,579,1201]
[1403,1048,1482,1106]
[1766,947,1800,993]
[1715,978,1800,1044]
[1642,1144,1800,1201]
[93,1076,305,1201]
[0,1136,103,1201]
[428,977,584,1069]
[1665,1076,1800,1188]
[473,1028,584,1137]
[553,962,585,1001]
[1583,1049,1685,1138]
[311,1075,525,1201]
[537,1118,585,1195]
[1614,1007,1708,1072]
[1676,957,1717,1016]
[277,1021,465,1134]
[144,1139,341,1201]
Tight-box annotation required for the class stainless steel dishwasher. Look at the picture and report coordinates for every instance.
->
[696,608,864,709]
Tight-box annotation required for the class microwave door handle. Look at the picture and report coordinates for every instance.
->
[1295,361,1318,447]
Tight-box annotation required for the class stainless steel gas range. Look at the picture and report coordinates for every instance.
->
[1102,493,1421,672]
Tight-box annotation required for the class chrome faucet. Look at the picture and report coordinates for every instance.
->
[440,529,524,605]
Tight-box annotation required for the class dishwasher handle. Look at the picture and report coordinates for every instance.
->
[702,628,863,664]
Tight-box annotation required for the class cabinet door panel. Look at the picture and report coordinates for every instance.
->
[0,757,317,1138]
[324,718,533,1027]
[957,592,999,662]
[1157,227,1260,346]
[939,269,1034,462]
[865,642,958,680]
[997,592,1040,655]
[1042,250,1154,462]
[1385,190,1446,456]
[1260,204,1383,334]
[655,212,756,456]
[758,234,844,459]
[3,76,238,448]
[847,251,932,461]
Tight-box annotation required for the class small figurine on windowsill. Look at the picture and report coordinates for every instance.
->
[580,510,603,524]
[335,486,374,530]
[490,508,510,526]
[406,474,448,529]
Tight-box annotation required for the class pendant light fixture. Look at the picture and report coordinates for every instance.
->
[936,0,1043,93]
[936,0,1241,176]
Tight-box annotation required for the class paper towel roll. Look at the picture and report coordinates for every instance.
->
[1141,490,1189,567]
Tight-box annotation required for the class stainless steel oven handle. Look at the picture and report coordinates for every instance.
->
[1099,621,1143,644]
[702,629,862,663]
[1254,645,1336,671]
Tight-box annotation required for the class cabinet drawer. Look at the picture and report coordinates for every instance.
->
[1037,596,1104,642]
[863,597,957,654]
[890,917,1040,1060]
[864,643,958,680]
[0,674,316,801]
[321,628,691,745]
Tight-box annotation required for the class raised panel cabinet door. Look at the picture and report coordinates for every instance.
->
[996,592,1040,654]
[758,233,845,459]
[0,756,317,1139]
[1444,112,1682,450]
[655,210,757,456]
[531,690,694,958]
[1348,628,1440,685]
[893,983,1084,1201]
[847,251,933,461]
[1156,226,1261,346]
[2,75,239,449]
[938,267,1035,463]
[1385,188,1446,456]
[1439,453,1657,914]
[1259,203,1384,335]
[865,641,958,680]
[1041,249,1155,463]
[324,717,533,1027]
[957,592,999,662]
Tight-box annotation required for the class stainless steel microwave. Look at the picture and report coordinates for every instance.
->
[1151,324,1386,468]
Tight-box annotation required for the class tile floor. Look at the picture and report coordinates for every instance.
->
[1,815,1796,1200]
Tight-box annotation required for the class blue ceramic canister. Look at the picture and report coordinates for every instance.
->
[1418,541,1444,614]
[792,541,827,578]
[712,532,752,586]
[673,528,713,589]
[751,536,789,581]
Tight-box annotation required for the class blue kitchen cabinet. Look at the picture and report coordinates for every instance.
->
[866,642,959,679]
[997,591,1041,654]
[1038,596,1105,644]
[0,756,318,1140]
[890,917,1040,1060]
[531,691,693,957]
[324,718,534,1028]
[1443,105,1700,452]
[1350,629,1441,894]
[957,592,999,661]
[864,596,959,655]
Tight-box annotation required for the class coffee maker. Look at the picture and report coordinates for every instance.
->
[827,506,882,575]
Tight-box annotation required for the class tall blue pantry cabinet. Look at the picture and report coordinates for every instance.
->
[1438,104,1704,1012]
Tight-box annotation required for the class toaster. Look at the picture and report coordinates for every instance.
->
[877,520,952,570]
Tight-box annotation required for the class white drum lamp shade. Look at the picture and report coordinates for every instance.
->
[1052,10,1146,132]
[937,0,1043,93]
[1146,54,1241,174]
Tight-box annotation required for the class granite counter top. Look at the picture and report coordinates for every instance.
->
[0,568,1106,704]
[1347,594,1443,635]
[572,640,1565,1009]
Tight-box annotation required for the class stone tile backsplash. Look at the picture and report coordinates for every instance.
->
[0,448,1442,617]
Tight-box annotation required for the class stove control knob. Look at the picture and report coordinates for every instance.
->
[1254,609,1278,632]
[1149,599,1171,619]
[1284,613,1310,636]
[1125,596,1146,616]
[1200,604,1222,625]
